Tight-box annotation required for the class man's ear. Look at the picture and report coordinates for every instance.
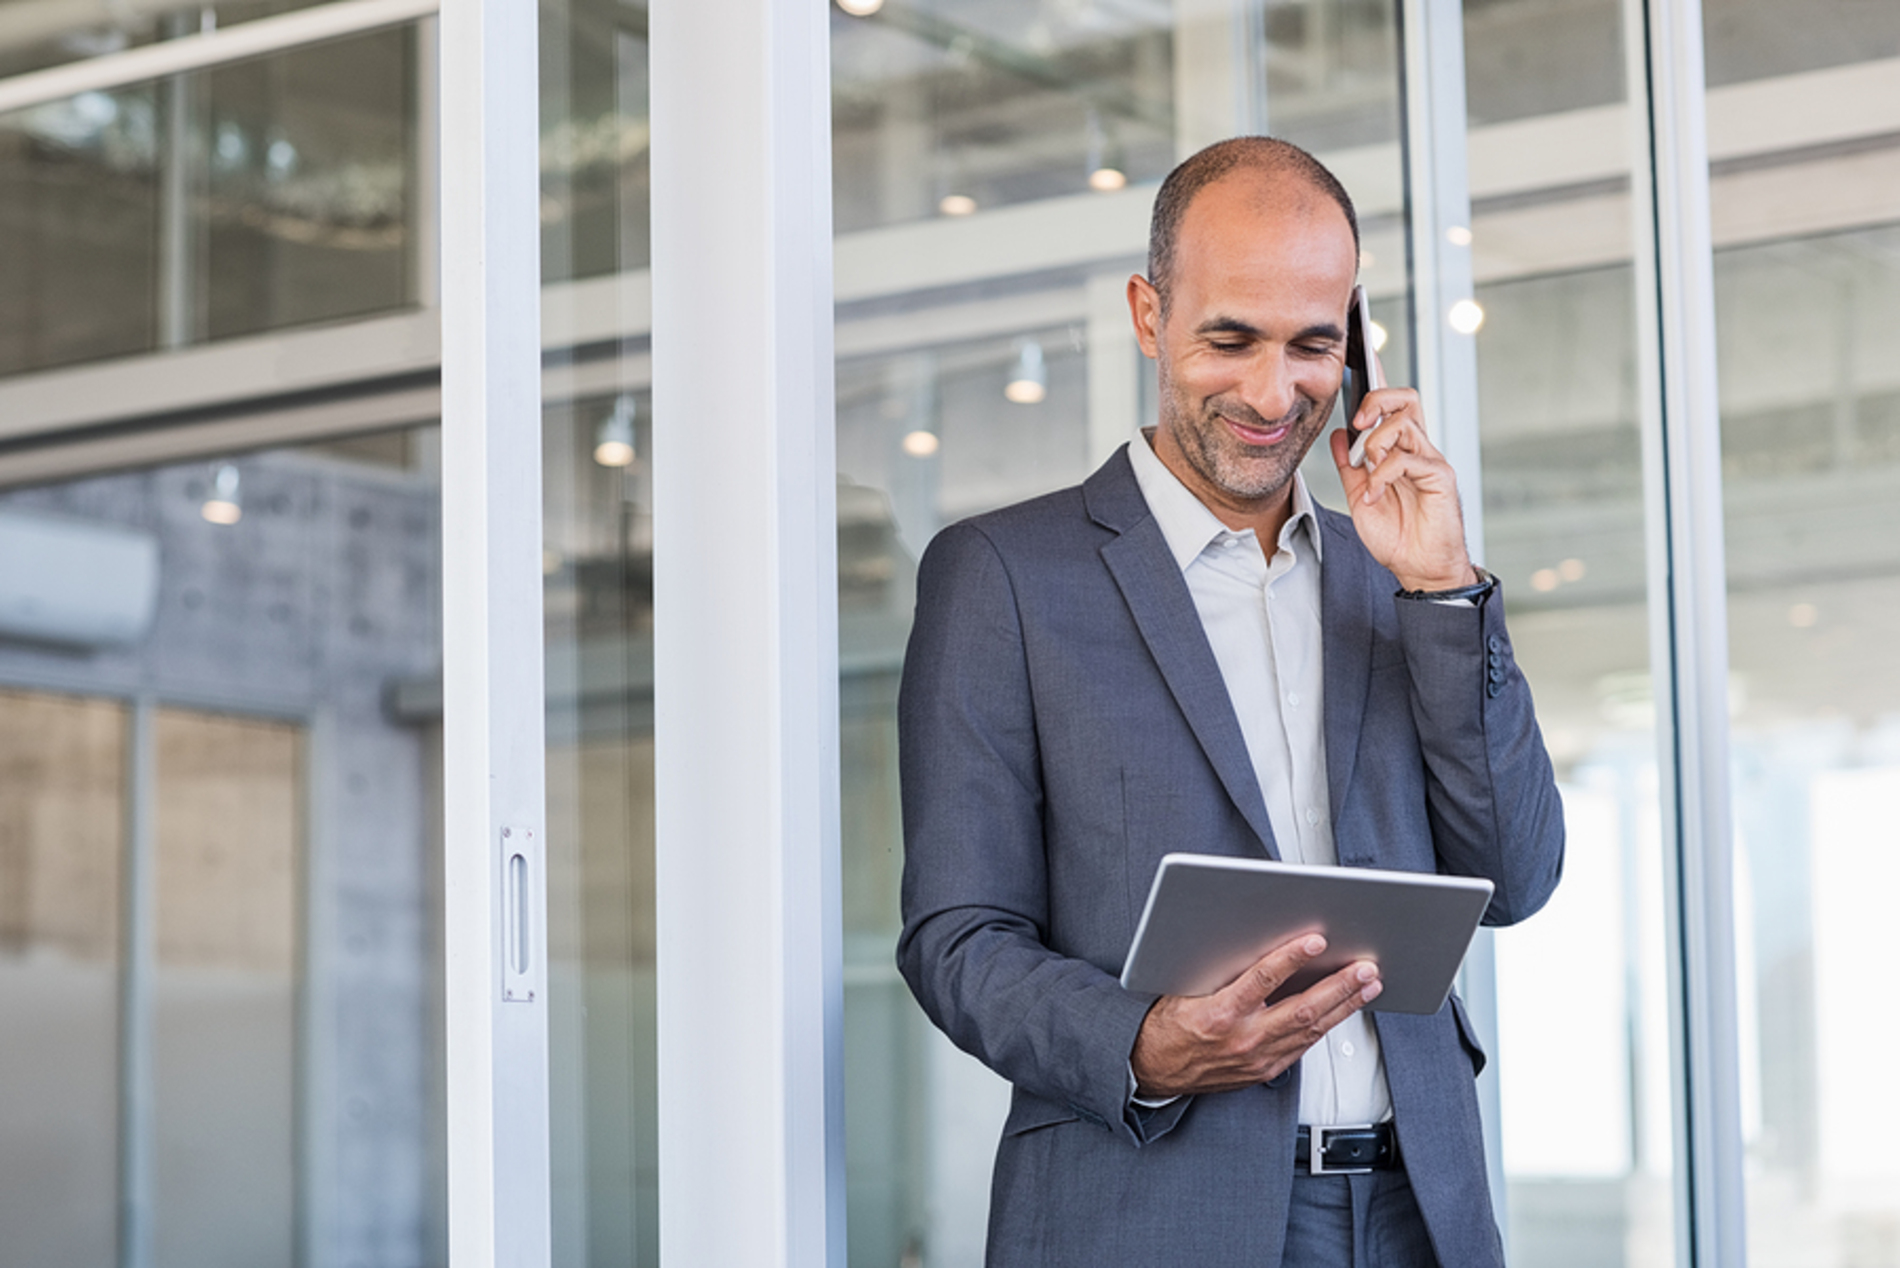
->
[1127,274,1162,359]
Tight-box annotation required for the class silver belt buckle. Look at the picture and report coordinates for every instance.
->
[1310,1123,1378,1175]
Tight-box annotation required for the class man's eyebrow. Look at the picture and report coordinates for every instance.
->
[1194,317,1346,342]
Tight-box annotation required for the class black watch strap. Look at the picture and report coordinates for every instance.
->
[1395,567,1495,603]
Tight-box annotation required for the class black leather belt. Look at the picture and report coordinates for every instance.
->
[1295,1123,1399,1174]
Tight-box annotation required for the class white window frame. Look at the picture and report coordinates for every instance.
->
[648,1,845,1264]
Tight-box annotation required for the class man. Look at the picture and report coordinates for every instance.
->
[896,137,1564,1267]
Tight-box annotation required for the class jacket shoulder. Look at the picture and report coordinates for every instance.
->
[924,482,1106,573]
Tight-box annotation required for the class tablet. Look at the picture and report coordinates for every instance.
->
[1119,854,1493,1015]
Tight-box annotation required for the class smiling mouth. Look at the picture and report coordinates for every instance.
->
[1220,413,1293,446]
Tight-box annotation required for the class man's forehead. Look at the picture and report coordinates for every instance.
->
[1179,168,1351,247]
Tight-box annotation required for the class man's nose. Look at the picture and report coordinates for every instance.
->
[1237,353,1299,422]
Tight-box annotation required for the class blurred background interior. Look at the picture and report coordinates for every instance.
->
[0,0,1894,1264]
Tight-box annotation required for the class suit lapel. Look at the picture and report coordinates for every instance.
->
[1088,452,1281,860]
[1318,508,1371,838]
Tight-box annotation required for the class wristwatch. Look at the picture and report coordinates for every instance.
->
[1395,567,1496,604]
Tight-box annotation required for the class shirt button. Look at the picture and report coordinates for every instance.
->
[1341,1041,1356,1057]
[1305,807,1319,825]
[1287,691,1300,707]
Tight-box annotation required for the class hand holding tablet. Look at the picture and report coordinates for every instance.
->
[1120,854,1494,1015]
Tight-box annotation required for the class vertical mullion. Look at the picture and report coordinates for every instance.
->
[650,0,843,1263]
[118,697,156,1268]
[1625,0,1746,1263]
[299,709,339,1268]
[438,0,550,1263]
[1398,0,1501,1231]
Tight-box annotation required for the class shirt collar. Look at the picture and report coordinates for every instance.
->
[1127,427,1324,572]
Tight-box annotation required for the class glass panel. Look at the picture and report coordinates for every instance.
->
[0,426,445,1265]
[539,0,656,1263]
[0,689,125,1267]
[1705,6,1900,1249]
[1702,0,1900,85]
[540,1,650,282]
[195,27,416,340]
[832,3,1411,1264]
[154,708,299,1268]
[0,25,417,379]
[0,83,162,373]
[1460,1,1680,1262]
[0,0,353,80]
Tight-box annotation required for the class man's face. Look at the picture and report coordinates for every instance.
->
[1130,173,1358,520]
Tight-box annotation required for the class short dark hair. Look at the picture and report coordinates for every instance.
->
[1146,137,1360,312]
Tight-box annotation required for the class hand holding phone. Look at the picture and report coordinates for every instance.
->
[1342,285,1385,469]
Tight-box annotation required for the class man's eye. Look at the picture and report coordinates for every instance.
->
[1209,341,1249,354]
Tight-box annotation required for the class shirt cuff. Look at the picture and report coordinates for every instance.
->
[1127,1060,1182,1110]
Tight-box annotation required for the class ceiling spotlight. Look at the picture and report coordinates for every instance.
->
[201,463,242,525]
[594,395,637,468]
[1529,568,1559,593]
[1368,319,1389,352]
[902,429,940,458]
[938,193,977,217]
[1558,558,1587,582]
[836,0,883,13]
[1448,299,1485,335]
[1084,109,1127,192]
[1788,602,1819,628]
[1005,339,1047,405]
[1446,225,1473,247]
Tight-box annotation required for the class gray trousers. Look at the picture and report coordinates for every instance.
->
[1281,1168,1443,1267]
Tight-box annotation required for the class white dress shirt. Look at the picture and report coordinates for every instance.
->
[1128,430,1392,1127]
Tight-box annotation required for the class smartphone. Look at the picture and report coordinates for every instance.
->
[1342,284,1385,469]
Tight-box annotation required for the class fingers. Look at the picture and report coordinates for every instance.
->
[1134,949,1383,1096]
[1253,961,1383,1075]
[1222,933,1328,1010]
[1351,398,1442,499]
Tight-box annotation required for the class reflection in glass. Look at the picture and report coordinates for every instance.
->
[544,388,658,1268]
[0,690,125,1267]
[196,28,416,340]
[0,428,445,1265]
[0,26,416,379]
[1461,0,1682,1260]
[539,0,657,1262]
[1717,223,1900,1268]
[0,85,161,375]
[154,709,299,1268]
[0,0,347,81]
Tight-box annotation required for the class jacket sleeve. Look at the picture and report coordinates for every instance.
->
[1393,582,1565,926]
[894,522,1186,1147]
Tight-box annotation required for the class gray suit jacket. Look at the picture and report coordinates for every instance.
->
[897,446,1563,1267]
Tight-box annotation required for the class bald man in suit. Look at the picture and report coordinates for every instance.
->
[897,138,1563,1267]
